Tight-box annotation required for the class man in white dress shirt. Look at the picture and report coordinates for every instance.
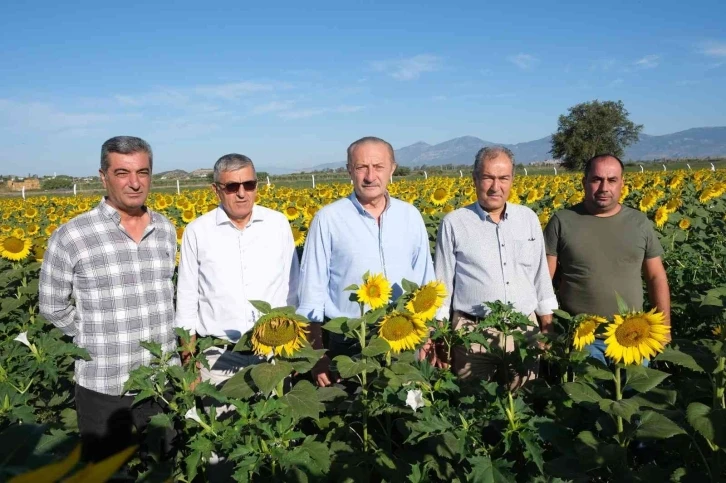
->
[175,153,300,386]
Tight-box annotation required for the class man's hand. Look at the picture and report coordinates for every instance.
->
[311,354,339,387]
[419,338,449,369]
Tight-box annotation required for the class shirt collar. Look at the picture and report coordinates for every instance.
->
[348,191,391,218]
[98,197,157,225]
[215,204,264,228]
[473,201,510,222]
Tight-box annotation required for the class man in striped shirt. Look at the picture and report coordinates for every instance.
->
[40,136,177,461]
[434,146,557,385]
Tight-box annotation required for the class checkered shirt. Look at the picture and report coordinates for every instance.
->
[39,198,179,396]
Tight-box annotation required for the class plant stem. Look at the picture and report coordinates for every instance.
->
[714,355,725,410]
[276,379,285,398]
[689,434,714,482]
[359,303,369,452]
[615,365,624,446]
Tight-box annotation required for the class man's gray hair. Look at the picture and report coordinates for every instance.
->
[100,136,153,172]
[213,153,255,183]
[346,136,396,168]
[473,146,515,178]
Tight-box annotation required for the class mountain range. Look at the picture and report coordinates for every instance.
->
[294,126,726,173]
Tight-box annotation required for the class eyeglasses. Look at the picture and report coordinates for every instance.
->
[215,180,258,194]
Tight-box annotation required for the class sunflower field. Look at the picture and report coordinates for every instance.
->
[1,169,726,481]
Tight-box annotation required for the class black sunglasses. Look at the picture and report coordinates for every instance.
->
[215,180,258,194]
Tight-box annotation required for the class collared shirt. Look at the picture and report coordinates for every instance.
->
[297,192,435,322]
[434,202,558,319]
[39,198,178,396]
[175,205,299,341]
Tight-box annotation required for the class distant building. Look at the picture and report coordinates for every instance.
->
[7,178,41,191]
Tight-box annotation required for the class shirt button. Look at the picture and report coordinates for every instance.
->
[503,262,507,266]
[506,282,510,285]
[501,244,505,247]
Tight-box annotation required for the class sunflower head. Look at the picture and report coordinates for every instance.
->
[0,235,32,261]
[572,315,607,351]
[356,273,392,310]
[603,309,669,365]
[250,312,309,357]
[405,281,446,322]
[378,312,428,353]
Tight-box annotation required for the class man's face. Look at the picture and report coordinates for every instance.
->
[214,166,258,223]
[473,154,514,213]
[347,142,396,205]
[100,151,152,214]
[583,157,624,212]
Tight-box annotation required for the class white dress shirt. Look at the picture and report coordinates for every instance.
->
[175,205,300,341]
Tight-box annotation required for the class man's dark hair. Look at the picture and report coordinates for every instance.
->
[100,136,153,172]
[346,136,396,167]
[583,154,624,178]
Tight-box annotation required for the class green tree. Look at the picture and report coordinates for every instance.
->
[550,100,643,171]
[41,176,74,190]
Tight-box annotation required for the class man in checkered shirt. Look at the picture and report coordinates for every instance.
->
[39,136,178,461]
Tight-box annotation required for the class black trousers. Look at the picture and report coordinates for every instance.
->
[75,384,174,462]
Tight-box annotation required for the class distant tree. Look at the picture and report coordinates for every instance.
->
[256,171,270,181]
[206,173,214,182]
[550,100,643,171]
[394,166,411,177]
[41,176,74,190]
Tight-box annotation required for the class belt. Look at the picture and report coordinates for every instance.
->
[222,343,255,355]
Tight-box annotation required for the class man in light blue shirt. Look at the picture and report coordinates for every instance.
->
[297,136,435,387]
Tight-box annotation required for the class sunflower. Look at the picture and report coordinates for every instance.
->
[33,245,46,263]
[181,209,196,223]
[356,273,392,309]
[250,312,309,357]
[1,235,32,261]
[291,226,306,247]
[12,228,25,238]
[175,226,185,244]
[430,187,451,206]
[377,312,428,353]
[26,224,39,236]
[572,315,607,351]
[713,326,723,337]
[603,309,669,365]
[405,281,446,322]
[284,205,300,221]
[44,224,58,237]
[23,206,38,218]
[654,206,669,228]
[678,218,691,230]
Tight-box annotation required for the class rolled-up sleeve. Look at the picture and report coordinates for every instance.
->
[39,232,77,337]
[296,214,329,322]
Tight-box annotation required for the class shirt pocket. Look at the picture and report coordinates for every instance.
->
[514,239,536,267]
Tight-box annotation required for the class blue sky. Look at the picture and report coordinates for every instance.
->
[1,0,725,176]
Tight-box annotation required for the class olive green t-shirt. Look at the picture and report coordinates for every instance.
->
[543,203,664,318]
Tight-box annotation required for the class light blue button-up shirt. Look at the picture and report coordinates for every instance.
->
[297,192,435,322]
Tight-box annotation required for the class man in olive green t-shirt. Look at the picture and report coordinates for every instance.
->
[544,154,671,364]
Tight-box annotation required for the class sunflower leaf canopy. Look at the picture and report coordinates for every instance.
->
[401,278,420,293]
[361,337,391,357]
[321,317,348,335]
[251,360,294,397]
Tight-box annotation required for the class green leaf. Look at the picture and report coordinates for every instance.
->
[221,366,256,399]
[654,347,704,373]
[625,366,670,393]
[635,410,686,440]
[562,382,602,404]
[250,361,293,396]
[333,355,369,379]
[615,292,630,314]
[148,412,173,429]
[686,402,726,447]
[629,388,678,410]
[361,337,391,357]
[598,398,640,422]
[283,380,324,421]
[520,432,545,474]
[249,300,272,314]
[583,362,616,381]
[139,341,162,358]
[322,317,348,335]
[553,309,572,320]
[401,279,419,293]
[342,284,359,291]
[466,455,513,483]
[317,386,348,402]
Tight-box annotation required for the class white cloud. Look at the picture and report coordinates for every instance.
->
[507,53,538,70]
[700,41,726,57]
[114,81,279,108]
[634,54,660,69]
[0,99,117,133]
[251,101,295,115]
[278,105,364,120]
[372,54,442,80]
